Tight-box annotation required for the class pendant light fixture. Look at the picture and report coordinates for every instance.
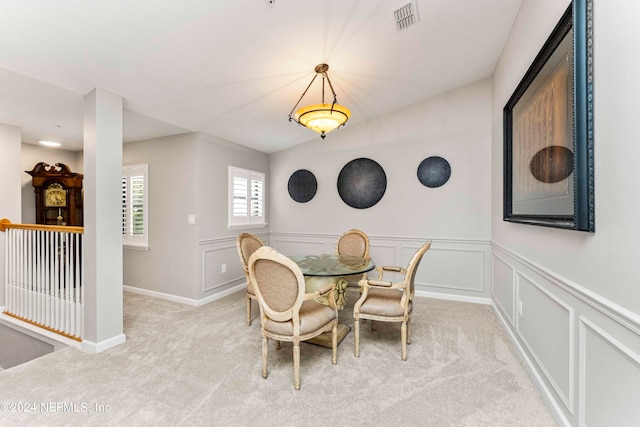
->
[288,63,351,139]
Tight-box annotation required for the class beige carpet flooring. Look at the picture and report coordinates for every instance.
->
[0,290,558,426]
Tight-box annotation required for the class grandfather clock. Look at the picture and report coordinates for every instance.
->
[27,162,84,226]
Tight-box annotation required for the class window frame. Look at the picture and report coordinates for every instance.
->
[228,165,267,230]
[122,163,149,250]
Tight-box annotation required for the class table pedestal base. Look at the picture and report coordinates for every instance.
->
[305,323,350,348]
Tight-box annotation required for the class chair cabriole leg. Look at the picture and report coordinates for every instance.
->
[332,323,337,364]
[247,297,252,326]
[354,318,360,357]
[293,341,301,390]
[407,318,411,345]
[401,321,407,361]
[262,336,269,378]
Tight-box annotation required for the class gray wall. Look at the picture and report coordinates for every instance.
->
[196,132,270,300]
[121,131,270,303]
[491,0,640,425]
[122,133,200,300]
[269,78,493,300]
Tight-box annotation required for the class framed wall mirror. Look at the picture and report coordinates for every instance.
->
[503,0,594,232]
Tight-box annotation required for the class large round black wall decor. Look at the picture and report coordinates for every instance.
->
[417,156,451,188]
[288,169,318,203]
[530,146,574,183]
[337,158,387,209]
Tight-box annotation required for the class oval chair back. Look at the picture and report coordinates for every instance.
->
[236,233,265,325]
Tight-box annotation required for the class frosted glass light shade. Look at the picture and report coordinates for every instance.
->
[294,103,351,136]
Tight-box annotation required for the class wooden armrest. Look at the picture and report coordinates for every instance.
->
[364,279,393,288]
[316,283,334,295]
[377,265,406,280]
[303,283,334,300]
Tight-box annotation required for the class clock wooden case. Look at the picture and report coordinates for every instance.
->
[27,162,84,226]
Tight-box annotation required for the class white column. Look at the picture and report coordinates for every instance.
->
[82,88,126,352]
[0,124,22,308]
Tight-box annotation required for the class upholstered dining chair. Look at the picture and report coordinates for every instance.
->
[236,232,265,326]
[353,241,431,361]
[335,228,370,288]
[248,246,338,390]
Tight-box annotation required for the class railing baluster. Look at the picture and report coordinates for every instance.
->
[64,232,70,335]
[2,222,84,341]
[18,229,24,319]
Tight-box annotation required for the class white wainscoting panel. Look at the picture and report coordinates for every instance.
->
[491,242,640,426]
[491,252,515,325]
[517,272,574,413]
[202,244,243,292]
[422,246,486,293]
[270,232,491,299]
[270,237,329,257]
[368,242,396,272]
[199,233,269,296]
[579,316,640,427]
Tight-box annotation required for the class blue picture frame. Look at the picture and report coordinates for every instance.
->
[503,0,594,232]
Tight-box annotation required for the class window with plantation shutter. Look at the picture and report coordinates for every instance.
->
[122,164,149,249]
[229,166,266,229]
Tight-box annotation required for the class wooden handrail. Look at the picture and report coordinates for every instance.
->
[0,218,83,234]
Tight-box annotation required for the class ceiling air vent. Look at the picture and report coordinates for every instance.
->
[393,0,419,32]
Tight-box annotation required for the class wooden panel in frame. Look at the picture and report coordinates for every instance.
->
[503,0,594,232]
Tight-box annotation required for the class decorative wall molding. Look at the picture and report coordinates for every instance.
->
[491,252,516,325]
[198,232,269,296]
[202,244,242,292]
[269,231,490,246]
[492,242,640,335]
[492,242,640,425]
[578,316,640,426]
[198,231,269,246]
[424,246,486,293]
[270,232,492,299]
[492,303,572,427]
[516,270,575,413]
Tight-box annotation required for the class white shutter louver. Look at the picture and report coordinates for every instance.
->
[122,164,149,248]
[229,166,265,228]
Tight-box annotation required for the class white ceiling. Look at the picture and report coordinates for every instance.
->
[0,0,522,154]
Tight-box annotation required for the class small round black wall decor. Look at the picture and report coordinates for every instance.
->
[337,158,387,209]
[288,169,318,203]
[529,146,574,183]
[417,156,451,188]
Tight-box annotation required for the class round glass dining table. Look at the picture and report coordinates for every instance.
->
[287,254,375,347]
[288,253,375,278]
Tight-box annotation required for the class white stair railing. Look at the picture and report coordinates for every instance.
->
[2,219,83,341]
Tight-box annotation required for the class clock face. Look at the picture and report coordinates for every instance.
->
[44,184,67,207]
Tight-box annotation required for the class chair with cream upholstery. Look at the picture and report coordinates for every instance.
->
[335,229,370,288]
[248,246,338,390]
[353,241,431,361]
[236,232,265,326]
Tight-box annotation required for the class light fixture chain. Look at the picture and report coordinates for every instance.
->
[288,74,319,119]
[323,73,338,102]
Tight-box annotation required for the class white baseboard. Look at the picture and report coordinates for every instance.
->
[416,290,491,305]
[123,284,246,307]
[80,333,127,354]
[490,302,570,427]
